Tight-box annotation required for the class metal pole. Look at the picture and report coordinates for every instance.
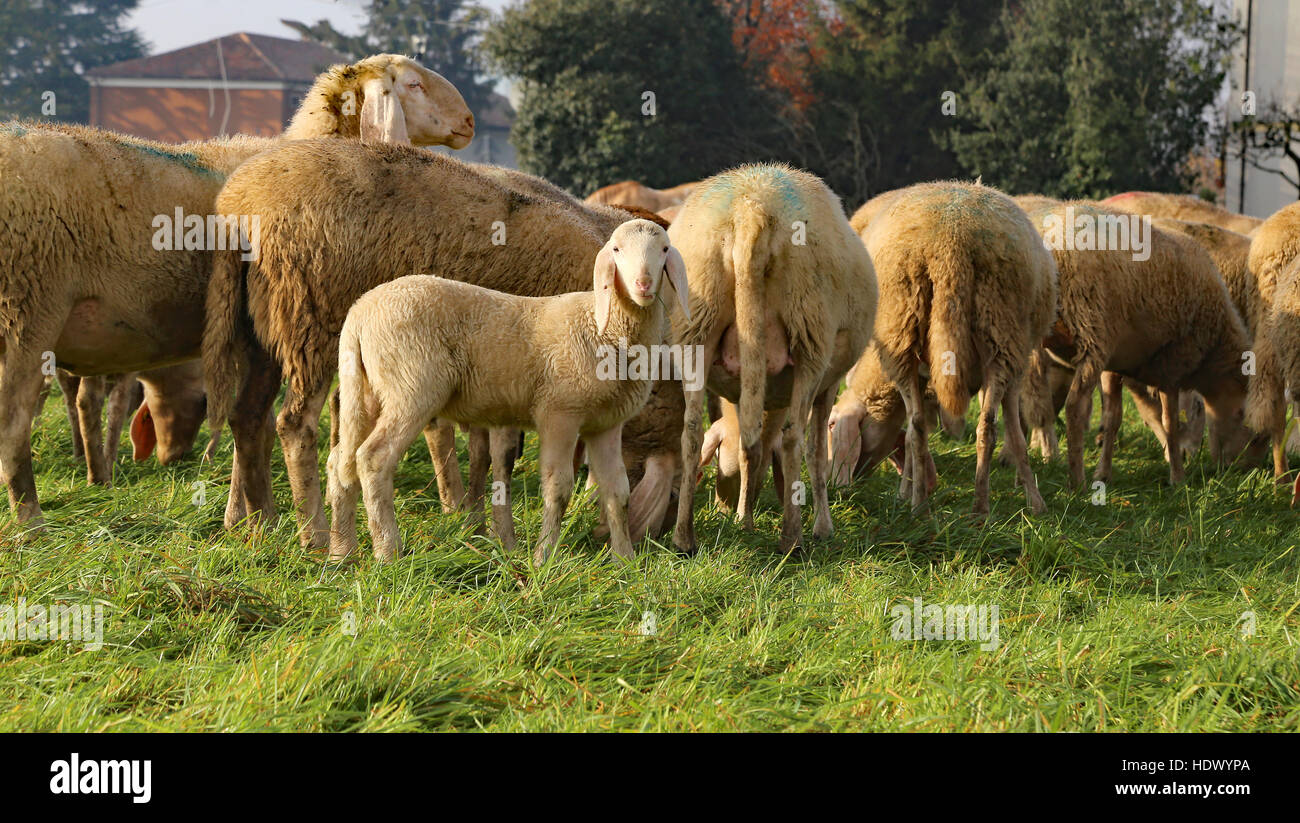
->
[1239,0,1253,213]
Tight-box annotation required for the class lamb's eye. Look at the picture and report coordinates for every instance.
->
[663,246,668,252]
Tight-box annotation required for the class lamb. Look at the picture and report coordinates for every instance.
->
[585,180,697,212]
[0,54,472,530]
[204,141,695,550]
[668,164,877,553]
[826,182,1056,513]
[1102,192,1262,236]
[326,219,687,563]
[1014,199,1252,488]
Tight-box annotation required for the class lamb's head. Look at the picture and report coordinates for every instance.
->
[593,219,689,333]
[349,54,474,148]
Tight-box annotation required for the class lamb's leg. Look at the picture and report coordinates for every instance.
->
[0,345,49,528]
[488,427,518,552]
[673,386,706,555]
[356,412,428,562]
[1094,372,1123,483]
[1160,389,1184,486]
[102,373,137,469]
[585,426,634,562]
[808,384,836,540]
[465,426,490,531]
[227,350,281,527]
[973,374,1007,516]
[277,383,331,550]
[1001,377,1046,513]
[326,389,377,562]
[1064,361,1100,490]
[424,420,467,513]
[534,420,581,567]
[75,376,112,485]
[56,371,85,460]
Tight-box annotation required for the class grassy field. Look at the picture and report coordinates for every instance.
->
[2,391,1299,732]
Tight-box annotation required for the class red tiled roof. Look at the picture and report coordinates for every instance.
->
[86,32,348,82]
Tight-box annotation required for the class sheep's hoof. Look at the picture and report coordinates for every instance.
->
[671,526,697,556]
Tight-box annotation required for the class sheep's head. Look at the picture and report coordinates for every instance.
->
[356,55,475,148]
[593,219,689,333]
[130,363,208,465]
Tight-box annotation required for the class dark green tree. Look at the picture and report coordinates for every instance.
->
[283,0,496,114]
[0,0,145,123]
[793,0,1006,206]
[483,0,785,195]
[948,0,1240,199]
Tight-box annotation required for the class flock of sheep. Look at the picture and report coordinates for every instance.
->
[4,54,1300,565]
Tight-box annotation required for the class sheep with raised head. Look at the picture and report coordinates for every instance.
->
[668,164,876,553]
[827,182,1055,513]
[326,219,687,563]
[0,54,472,530]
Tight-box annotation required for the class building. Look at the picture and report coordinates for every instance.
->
[1224,0,1300,218]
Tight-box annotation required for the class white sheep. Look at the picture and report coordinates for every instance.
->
[326,219,688,563]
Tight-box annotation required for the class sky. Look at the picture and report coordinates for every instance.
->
[127,0,510,55]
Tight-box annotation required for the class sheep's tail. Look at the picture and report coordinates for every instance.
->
[202,246,251,437]
[731,196,774,450]
[926,243,977,417]
[328,319,370,497]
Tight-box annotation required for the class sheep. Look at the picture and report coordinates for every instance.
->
[825,182,1055,514]
[586,180,697,212]
[1259,257,1300,502]
[204,141,698,550]
[1102,192,1262,236]
[1014,199,1252,488]
[0,55,472,530]
[1245,201,1300,481]
[326,219,687,563]
[668,164,877,553]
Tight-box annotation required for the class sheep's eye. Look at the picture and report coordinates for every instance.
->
[612,247,619,253]
[663,246,668,252]
[408,81,423,90]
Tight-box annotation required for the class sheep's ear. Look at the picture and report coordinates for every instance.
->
[593,244,618,334]
[130,402,157,462]
[360,75,409,144]
[664,246,690,320]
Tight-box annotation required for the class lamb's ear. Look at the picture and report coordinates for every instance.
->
[593,243,618,334]
[664,246,690,320]
[360,75,409,144]
[130,402,157,462]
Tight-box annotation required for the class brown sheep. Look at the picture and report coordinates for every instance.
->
[1102,192,1263,235]
[1245,201,1300,481]
[585,180,698,212]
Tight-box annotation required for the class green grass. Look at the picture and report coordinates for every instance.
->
[2,391,1299,732]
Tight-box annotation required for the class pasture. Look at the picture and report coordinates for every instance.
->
[2,390,1297,732]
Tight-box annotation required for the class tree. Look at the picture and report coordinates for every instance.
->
[283,0,496,114]
[790,0,1006,206]
[719,0,822,111]
[1227,100,1300,200]
[0,0,145,124]
[949,0,1240,199]
[484,0,785,195]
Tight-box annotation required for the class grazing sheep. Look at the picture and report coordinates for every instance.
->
[0,54,472,530]
[205,142,690,549]
[1245,201,1300,480]
[1259,257,1300,502]
[669,164,877,553]
[1102,192,1262,236]
[326,219,687,563]
[586,180,697,212]
[828,182,1056,514]
[1015,199,1251,488]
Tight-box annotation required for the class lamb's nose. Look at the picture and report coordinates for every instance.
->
[464,113,475,132]
[636,277,652,292]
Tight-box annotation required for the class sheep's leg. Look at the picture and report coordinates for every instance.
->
[75,376,112,486]
[534,421,581,567]
[1126,380,1168,454]
[356,412,428,562]
[673,386,706,555]
[102,374,137,468]
[808,385,835,540]
[488,427,518,552]
[1181,391,1205,461]
[777,394,812,552]
[973,374,1007,516]
[423,420,467,513]
[1001,377,1046,514]
[227,351,281,527]
[585,426,634,562]
[33,374,52,424]
[0,345,50,528]
[1094,372,1123,483]
[465,426,491,532]
[1160,389,1184,486]
[736,410,783,529]
[898,371,929,510]
[56,371,85,460]
[1064,362,1100,490]
[277,383,331,550]
[325,392,377,563]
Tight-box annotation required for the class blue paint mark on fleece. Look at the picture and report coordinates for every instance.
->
[127,143,223,179]
[0,121,28,137]
[698,165,803,215]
